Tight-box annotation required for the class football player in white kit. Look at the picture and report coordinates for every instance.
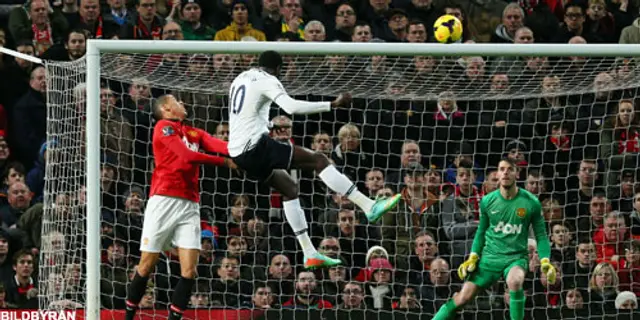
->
[228,50,401,269]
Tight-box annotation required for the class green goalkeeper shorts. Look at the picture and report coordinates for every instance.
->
[467,256,528,289]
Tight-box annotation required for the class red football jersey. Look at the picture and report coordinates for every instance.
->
[150,119,228,203]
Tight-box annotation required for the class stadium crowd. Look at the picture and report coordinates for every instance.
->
[3,0,640,319]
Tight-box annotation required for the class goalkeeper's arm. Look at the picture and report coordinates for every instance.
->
[531,201,551,261]
[458,202,489,279]
[469,200,490,257]
[531,200,557,283]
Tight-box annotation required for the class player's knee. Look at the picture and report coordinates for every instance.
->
[280,184,299,200]
[181,270,197,279]
[137,254,159,277]
[136,262,154,277]
[454,282,478,306]
[453,290,473,306]
[506,268,526,290]
[281,175,299,199]
[507,277,524,290]
[181,267,198,279]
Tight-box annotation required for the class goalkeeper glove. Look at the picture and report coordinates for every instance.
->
[458,253,479,280]
[540,258,557,285]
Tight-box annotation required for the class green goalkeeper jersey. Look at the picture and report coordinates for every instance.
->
[471,188,551,263]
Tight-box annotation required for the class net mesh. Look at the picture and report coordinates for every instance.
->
[41,48,640,318]
[98,53,638,100]
[42,58,88,310]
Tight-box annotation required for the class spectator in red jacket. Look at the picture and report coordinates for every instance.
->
[618,239,640,296]
[594,211,629,269]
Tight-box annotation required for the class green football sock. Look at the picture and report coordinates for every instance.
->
[509,289,525,320]
[433,299,459,320]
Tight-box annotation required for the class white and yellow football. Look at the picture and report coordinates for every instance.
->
[433,14,463,44]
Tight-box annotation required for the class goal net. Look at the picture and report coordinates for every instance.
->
[40,42,640,319]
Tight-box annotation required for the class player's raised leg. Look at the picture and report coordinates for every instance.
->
[290,145,401,222]
[268,170,342,269]
[433,281,480,320]
[506,266,527,320]
[125,251,160,320]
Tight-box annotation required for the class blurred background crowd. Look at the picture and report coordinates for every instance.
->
[2,0,640,319]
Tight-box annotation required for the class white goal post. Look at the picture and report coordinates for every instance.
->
[81,40,640,320]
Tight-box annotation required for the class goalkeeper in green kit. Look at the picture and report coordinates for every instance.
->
[433,158,556,320]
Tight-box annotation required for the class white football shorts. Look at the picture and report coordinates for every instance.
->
[139,195,201,253]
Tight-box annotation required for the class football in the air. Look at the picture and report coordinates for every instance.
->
[433,14,463,44]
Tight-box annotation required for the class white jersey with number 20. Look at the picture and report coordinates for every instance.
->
[227,68,331,157]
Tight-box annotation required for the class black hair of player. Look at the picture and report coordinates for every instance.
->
[258,50,284,76]
[499,157,518,170]
[153,95,172,121]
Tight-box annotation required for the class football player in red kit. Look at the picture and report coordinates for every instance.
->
[124,94,236,320]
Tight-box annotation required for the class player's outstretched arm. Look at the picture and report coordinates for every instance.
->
[330,92,352,108]
[274,94,332,115]
[161,133,226,166]
[199,131,230,156]
[274,92,352,115]
[263,77,351,115]
[199,133,239,169]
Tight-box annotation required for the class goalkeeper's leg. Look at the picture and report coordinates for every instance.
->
[433,281,480,320]
[506,265,527,320]
[167,248,199,320]
[125,252,160,320]
[289,145,400,222]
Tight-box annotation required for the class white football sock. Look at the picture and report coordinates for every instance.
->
[318,166,375,213]
[282,199,317,257]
